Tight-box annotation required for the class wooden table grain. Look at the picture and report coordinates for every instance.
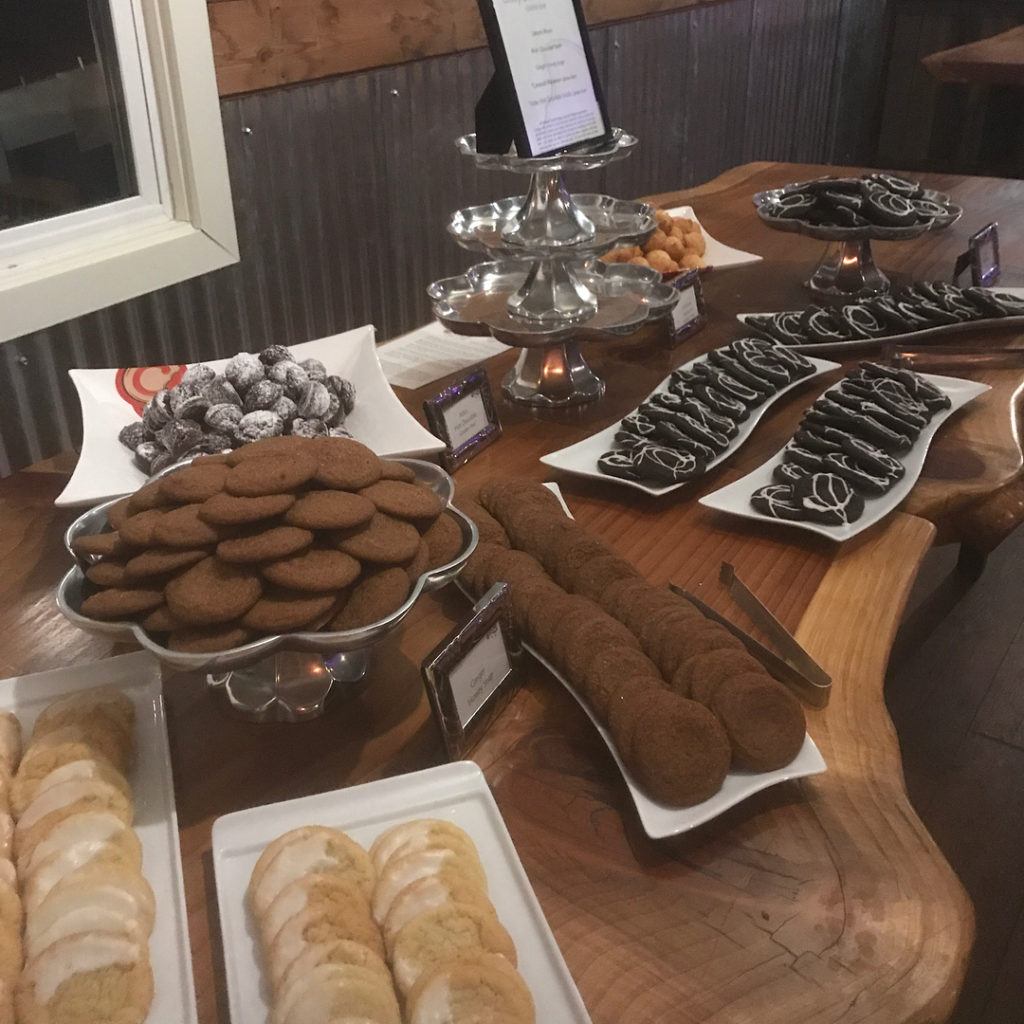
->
[8,161,1024,1023]
[923,25,1024,88]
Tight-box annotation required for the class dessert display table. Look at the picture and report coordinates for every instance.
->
[5,162,1024,1023]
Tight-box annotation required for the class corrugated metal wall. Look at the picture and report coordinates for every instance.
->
[0,0,877,475]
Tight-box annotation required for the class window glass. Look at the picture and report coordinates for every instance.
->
[0,0,137,231]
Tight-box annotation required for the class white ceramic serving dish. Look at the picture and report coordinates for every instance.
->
[540,353,840,496]
[700,371,992,541]
[211,761,591,1024]
[0,651,196,1024]
[737,286,1024,355]
[664,205,762,271]
[57,324,445,508]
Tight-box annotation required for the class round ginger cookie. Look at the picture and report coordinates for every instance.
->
[422,513,464,569]
[311,436,383,490]
[455,497,509,548]
[71,531,124,561]
[552,534,608,591]
[406,950,534,1024]
[85,561,128,588]
[80,588,164,622]
[478,549,546,592]
[151,504,226,548]
[636,607,703,667]
[158,462,229,504]
[337,513,420,565]
[657,623,744,681]
[105,499,131,532]
[199,491,295,526]
[579,646,663,719]
[359,480,443,523]
[329,569,409,630]
[261,547,360,592]
[672,648,763,701]
[216,525,313,564]
[523,590,576,654]
[239,588,335,633]
[508,576,560,636]
[124,547,207,581]
[223,450,318,496]
[139,605,179,634]
[571,554,638,604]
[380,460,416,483]
[165,557,262,625]
[561,619,640,686]
[167,624,254,653]
[284,490,375,531]
[711,675,806,771]
[459,544,501,599]
[405,541,430,584]
[126,479,168,515]
[117,509,164,549]
[225,435,314,465]
[619,586,692,637]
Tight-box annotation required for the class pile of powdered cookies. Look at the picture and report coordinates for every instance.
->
[247,820,534,1024]
[0,687,155,1024]
[71,436,467,654]
[459,478,807,807]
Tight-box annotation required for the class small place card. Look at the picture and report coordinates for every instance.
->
[422,583,520,759]
[423,369,502,471]
[670,268,708,341]
[955,222,1000,287]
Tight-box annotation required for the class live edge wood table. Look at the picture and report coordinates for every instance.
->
[4,162,1024,1024]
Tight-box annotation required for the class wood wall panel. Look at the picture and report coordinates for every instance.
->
[206,0,724,95]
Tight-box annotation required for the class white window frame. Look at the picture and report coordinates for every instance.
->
[0,0,238,343]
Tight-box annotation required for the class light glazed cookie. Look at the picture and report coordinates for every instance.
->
[405,950,535,1024]
[369,820,479,876]
[0,771,9,817]
[0,869,22,943]
[18,721,130,780]
[33,689,134,741]
[389,902,517,994]
[269,962,400,1024]
[0,918,20,989]
[23,838,141,913]
[371,848,488,925]
[0,715,21,775]
[259,871,369,952]
[19,809,136,879]
[249,827,375,918]
[11,758,131,821]
[381,872,491,947]
[0,816,10,861]
[29,716,132,776]
[25,900,145,962]
[275,939,390,1001]
[15,933,153,1024]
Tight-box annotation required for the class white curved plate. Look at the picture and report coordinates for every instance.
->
[56,325,445,508]
[664,205,763,270]
[700,371,991,541]
[540,352,840,496]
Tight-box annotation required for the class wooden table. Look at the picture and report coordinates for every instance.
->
[924,25,1024,88]
[6,162,1024,1023]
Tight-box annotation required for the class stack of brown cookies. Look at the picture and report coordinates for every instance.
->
[71,437,467,654]
[460,478,806,807]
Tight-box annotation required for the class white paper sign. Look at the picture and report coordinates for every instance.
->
[673,286,701,333]
[443,390,490,452]
[449,622,512,727]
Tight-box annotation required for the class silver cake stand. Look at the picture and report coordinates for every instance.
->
[430,132,679,407]
[58,458,478,723]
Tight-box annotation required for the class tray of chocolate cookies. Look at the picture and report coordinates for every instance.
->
[57,436,477,670]
[700,362,991,540]
[456,478,826,839]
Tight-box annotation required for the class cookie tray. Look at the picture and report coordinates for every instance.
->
[211,761,591,1024]
[540,353,840,496]
[700,371,991,541]
[0,651,197,1024]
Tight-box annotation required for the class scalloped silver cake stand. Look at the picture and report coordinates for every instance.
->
[753,185,962,298]
[58,458,478,722]
[433,131,678,407]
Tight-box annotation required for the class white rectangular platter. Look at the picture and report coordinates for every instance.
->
[57,324,445,508]
[540,353,840,496]
[211,761,591,1024]
[700,371,992,541]
[0,651,196,1024]
[665,205,762,271]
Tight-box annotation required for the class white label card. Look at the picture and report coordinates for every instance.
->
[449,622,512,728]
[673,286,700,332]
[489,0,605,154]
[443,390,490,452]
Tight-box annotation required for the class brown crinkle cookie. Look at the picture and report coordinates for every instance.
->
[508,576,560,635]
[711,675,806,771]
[80,587,165,621]
[284,490,375,530]
[359,480,443,523]
[524,591,577,653]
[560,615,641,682]
[618,587,691,636]
[262,548,361,592]
[477,549,546,593]
[226,436,315,465]
[405,540,430,584]
[478,478,562,523]
[656,623,744,681]
[329,568,410,630]
[547,596,608,671]
[118,508,165,548]
[216,525,314,564]
[224,451,318,497]
[380,460,416,483]
[337,513,420,565]
[672,648,763,701]
[637,607,703,666]
[152,504,226,547]
[199,492,296,526]
[422,513,464,569]
[85,561,128,588]
[552,534,608,591]
[571,554,637,604]
[580,646,663,719]
[159,462,230,504]
[239,588,336,632]
[311,437,383,490]
[606,679,664,760]
[165,557,262,625]
[125,547,208,580]
[455,498,509,548]
[168,623,255,653]
[71,531,125,560]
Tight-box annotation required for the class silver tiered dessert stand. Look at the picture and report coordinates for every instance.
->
[429,130,679,407]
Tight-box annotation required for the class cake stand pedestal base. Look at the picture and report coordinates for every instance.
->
[807,239,890,298]
[502,342,606,407]
[207,650,371,722]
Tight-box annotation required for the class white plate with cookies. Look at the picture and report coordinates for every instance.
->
[0,650,195,1023]
[212,761,591,1024]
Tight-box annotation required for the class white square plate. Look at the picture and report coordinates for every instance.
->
[0,651,196,1024]
[57,325,445,508]
[700,371,992,541]
[540,353,840,496]
[665,205,763,270]
[211,761,591,1024]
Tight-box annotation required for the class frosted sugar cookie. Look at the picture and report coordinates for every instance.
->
[23,835,142,911]
[33,865,155,938]
[11,757,130,820]
[405,951,535,1024]
[260,872,369,952]
[31,688,135,740]
[381,872,491,947]
[276,939,390,1001]
[270,962,399,1024]
[0,716,21,776]
[369,820,481,875]
[372,848,487,925]
[18,810,135,877]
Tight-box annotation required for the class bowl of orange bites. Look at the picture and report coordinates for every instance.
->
[601,208,707,278]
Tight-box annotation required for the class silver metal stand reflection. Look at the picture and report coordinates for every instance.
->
[808,239,890,298]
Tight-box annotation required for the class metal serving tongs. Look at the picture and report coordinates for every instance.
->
[669,563,832,708]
